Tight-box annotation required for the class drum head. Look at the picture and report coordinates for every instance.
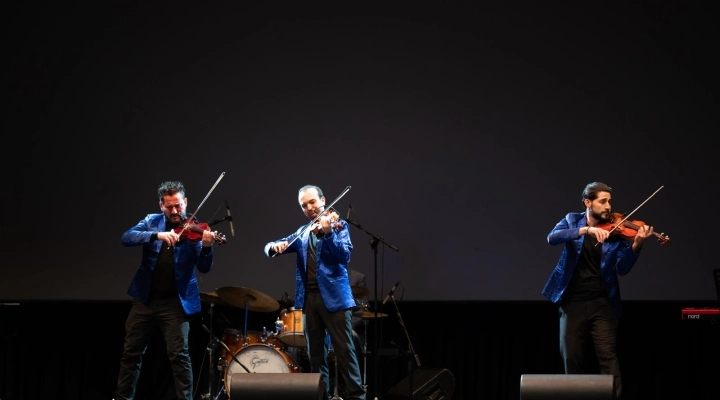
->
[224,344,298,394]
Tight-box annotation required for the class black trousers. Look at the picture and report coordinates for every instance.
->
[304,292,366,400]
[115,298,192,400]
[559,297,621,399]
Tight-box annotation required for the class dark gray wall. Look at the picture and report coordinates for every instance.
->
[5,2,718,302]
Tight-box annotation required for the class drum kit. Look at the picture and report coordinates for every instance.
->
[200,285,387,400]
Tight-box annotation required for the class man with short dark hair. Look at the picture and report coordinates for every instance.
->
[542,181,654,400]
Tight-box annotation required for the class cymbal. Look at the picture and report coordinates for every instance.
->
[199,291,229,306]
[351,286,369,298]
[353,310,388,319]
[215,286,280,312]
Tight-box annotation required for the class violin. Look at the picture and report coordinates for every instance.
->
[595,212,670,245]
[174,216,227,245]
[310,208,343,234]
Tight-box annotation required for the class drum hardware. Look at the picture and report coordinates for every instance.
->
[199,296,222,400]
[201,286,297,400]
[385,288,422,400]
[275,316,283,335]
[215,286,281,354]
[200,289,234,396]
[344,205,400,400]
[352,307,385,394]
[241,330,284,349]
[201,289,236,375]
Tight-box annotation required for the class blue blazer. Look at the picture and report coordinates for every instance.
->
[264,219,355,313]
[542,212,639,318]
[121,213,214,315]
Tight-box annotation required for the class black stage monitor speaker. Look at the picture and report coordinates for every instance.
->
[229,373,323,400]
[384,368,455,400]
[520,374,614,400]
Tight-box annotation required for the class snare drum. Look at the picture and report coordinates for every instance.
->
[223,344,299,394]
[278,308,306,347]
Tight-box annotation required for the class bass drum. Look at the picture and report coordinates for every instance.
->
[224,344,299,394]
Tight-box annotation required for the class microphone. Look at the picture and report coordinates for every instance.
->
[382,281,401,305]
[346,203,352,220]
[225,200,235,237]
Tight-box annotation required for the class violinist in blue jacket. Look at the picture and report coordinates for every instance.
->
[543,181,654,400]
[114,180,218,400]
[265,184,365,400]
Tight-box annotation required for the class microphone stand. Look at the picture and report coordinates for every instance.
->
[201,303,217,400]
[388,294,421,400]
[207,216,230,226]
[345,217,399,400]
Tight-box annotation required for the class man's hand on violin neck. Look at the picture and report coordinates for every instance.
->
[201,230,217,247]
[634,225,653,243]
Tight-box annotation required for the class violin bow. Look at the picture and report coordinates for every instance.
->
[176,172,226,237]
[272,185,351,257]
[607,185,663,235]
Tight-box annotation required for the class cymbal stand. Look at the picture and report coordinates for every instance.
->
[388,293,421,400]
[242,300,249,345]
[201,303,217,400]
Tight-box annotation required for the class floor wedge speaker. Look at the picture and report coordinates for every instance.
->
[229,372,323,400]
[520,374,614,400]
[384,368,455,400]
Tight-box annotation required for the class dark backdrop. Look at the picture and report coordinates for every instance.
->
[3,3,720,400]
[5,1,718,304]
